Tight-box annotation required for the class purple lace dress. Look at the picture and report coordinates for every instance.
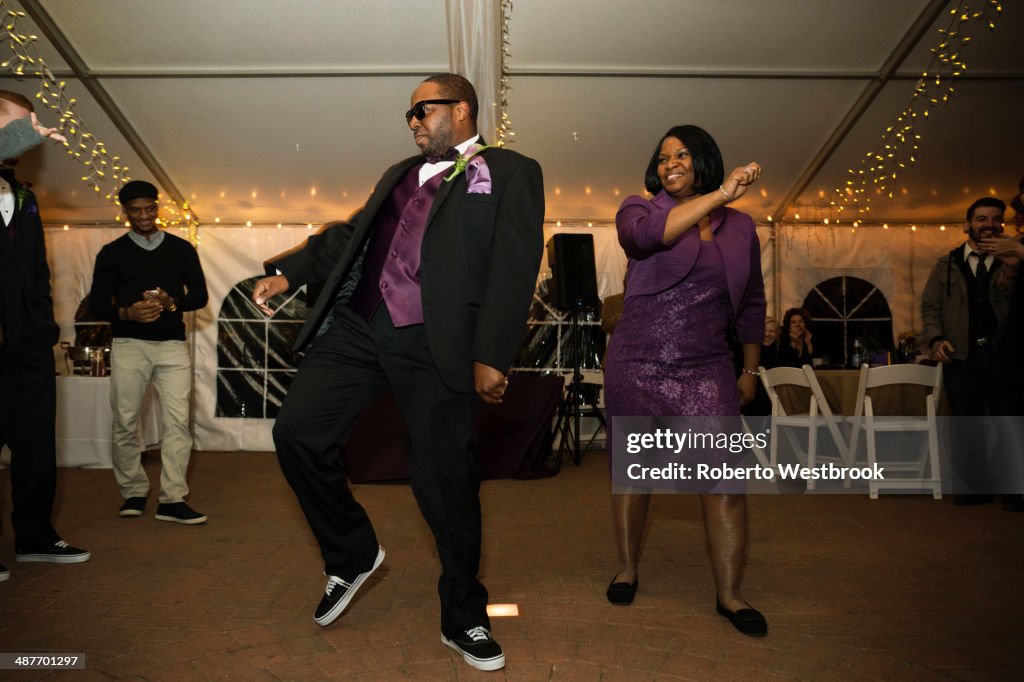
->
[605,239,737,420]
[605,240,744,491]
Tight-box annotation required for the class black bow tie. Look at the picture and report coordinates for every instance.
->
[425,147,459,164]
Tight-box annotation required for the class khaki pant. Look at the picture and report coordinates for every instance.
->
[110,338,193,503]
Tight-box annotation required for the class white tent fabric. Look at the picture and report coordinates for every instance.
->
[43,223,970,454]
[9,1,1019,228]
[191,227,314,451]
[776,224,963,338]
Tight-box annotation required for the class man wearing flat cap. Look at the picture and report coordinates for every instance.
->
[88,180,209,524]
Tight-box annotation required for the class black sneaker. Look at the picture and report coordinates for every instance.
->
[15,539,91,564]
[119,497,147,517]
[442,626,505,671]
[155,502,207,525]
[0,562,8,582]
[314,546,385,627]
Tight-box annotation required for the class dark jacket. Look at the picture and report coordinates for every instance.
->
[921,244,1010,360]
[270,145,545,392]
[0,182,59,356]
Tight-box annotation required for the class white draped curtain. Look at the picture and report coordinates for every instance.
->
[445,0,503,144]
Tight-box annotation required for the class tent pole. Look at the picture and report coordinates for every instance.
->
[772,224,781,323]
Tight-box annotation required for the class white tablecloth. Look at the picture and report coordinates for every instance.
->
[54,376,162,468]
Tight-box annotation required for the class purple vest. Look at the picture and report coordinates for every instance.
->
[348,164,443,326]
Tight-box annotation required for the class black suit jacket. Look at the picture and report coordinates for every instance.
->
[271,145,545,392]
[0,182,59,356]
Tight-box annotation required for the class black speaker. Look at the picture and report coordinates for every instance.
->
[546,233,599,309]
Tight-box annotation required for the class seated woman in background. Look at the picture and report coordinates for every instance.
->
[776,307,813,367]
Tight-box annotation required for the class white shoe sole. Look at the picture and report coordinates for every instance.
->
[0,571,9,582]
[119,509,144,517]
[15,551,92,564]
[441,634,506,671]
[314,546,385,627]
[154,513,207,525]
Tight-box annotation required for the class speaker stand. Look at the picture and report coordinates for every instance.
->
[552,300,606,472]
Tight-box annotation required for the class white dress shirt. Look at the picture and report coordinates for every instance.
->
[962,242,994,276]
[417,135,480,186]
[0,176,14,227]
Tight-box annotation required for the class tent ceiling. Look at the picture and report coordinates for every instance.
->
[3,0,1021,227]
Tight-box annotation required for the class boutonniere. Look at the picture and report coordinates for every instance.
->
[14,185,33,213]
[444,144,491,182]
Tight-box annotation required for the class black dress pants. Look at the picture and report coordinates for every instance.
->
[272,305,488,636]
[0,340,59,547]
[943,349,1018,493]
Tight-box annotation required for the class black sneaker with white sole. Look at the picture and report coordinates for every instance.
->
[119,497,146,517]
[0,561,8,582]
[442,626,505,671]
[155,502,207,525]
[15,539,91,564]
[314,546,385,627]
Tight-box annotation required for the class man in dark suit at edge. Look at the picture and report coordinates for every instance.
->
[0,90,90,584]
[251,73,544,672]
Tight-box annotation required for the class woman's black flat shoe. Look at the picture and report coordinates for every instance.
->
[606,578,638,606]
[716,599,768,637]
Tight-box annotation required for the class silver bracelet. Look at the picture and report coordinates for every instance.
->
[741,368,760,377]
[719,185,733,201]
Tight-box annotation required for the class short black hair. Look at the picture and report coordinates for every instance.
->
[0,89,34,113]
[966,196,1006,222]
[643,124,724,195]
[423,73,478,123]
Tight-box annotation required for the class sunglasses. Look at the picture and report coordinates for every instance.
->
[405,99,459,124]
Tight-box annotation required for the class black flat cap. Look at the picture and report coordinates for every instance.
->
[118,180,158,204]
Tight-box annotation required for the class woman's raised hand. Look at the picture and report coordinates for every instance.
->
[721,163,762,202]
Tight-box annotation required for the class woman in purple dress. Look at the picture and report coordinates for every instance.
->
[604,125,767,637]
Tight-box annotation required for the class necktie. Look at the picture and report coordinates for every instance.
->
[425,147,459,164]
[972,251,989,279]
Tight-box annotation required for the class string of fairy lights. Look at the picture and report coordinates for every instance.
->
[824,0,1002,229]
[1,2,196,239]
[496,0,515,147]
[1,1,1004,236]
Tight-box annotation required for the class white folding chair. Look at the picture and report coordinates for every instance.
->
[759,365,852,489]
[847,364,943,499]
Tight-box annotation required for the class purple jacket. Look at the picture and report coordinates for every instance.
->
[616,190,766,345]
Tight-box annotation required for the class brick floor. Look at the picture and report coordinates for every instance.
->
[1,451,1022,680]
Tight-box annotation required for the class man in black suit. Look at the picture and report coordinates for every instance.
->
[252,74,543,671]
[0,90,90,583]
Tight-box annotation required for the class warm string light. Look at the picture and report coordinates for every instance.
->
[495,0,515,147]
[1,4,127,200]
[829,0,1001,223]
[0,2,198,241]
